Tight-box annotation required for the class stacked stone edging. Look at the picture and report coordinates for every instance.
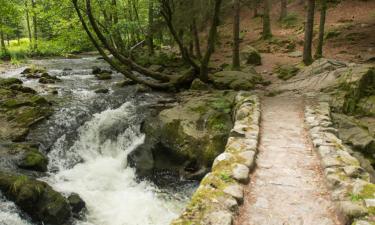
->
[305,102,375,225]
[171,92,261,225]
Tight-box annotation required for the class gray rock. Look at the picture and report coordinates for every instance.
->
[238,151,256,169]
[223,184,244,203]
[203,210,233,225]
[338,201,368,217]
[232,164,249,183]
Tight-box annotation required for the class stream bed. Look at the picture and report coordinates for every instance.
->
[0,56,197,225]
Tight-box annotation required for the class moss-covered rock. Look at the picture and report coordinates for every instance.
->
[18,148,48,172]
[0,171,71,225]
[129,91,236,178]
[0,79,53,142]
[209,71,263,91]
[95,72,112,80]
[190,79,210,90]
[0,78,23,87]
[240,46,262,65]
[274,64,300,81]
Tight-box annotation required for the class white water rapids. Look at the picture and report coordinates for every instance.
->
[42,101,185,225]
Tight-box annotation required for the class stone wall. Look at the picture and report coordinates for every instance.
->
[171,92,261,225]
[305,102,375,225]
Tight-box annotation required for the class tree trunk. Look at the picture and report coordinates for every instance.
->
[280,0,287,20]
[303,0,315,65]
[0,28,6,53]
[192,19,202,59]
[315,0,327,59]
[199,0,223,82]
[232,0,240,70]
[31,0,38,50]
[253,0,259,18]
[147,0,154,55]
[262,0,272,39]
[25,0,32,48]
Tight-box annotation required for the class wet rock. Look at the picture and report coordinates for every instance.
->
[9,84,36,94]
[92,66,102,75]
[209,70,263,91]
[135,84,152,93]
[18,148,48,172]
[129,91,236,177]
[0,78,23,87]
[68,193,86,216]
[94,88,109,94]
[39,73,61,84]
[21,67,46,75]
[95,72,112,80]
[241,46,262,65]
[0,171,71,225]
[117,78,137,87]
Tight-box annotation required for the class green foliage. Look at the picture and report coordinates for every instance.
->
[280,13,299,28]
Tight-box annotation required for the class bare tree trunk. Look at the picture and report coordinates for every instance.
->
[262,0,272,39]
[200,0,223,82]
[192,19,202,59]
[315,0,327,59]
[232,0,240,70]
[147,0,154,55]
[25,0,32,48]
[280,0,287,20]
[303,0,315,65]
[0,27,6,53]
[31,0,38,50]
[253,0,259,18]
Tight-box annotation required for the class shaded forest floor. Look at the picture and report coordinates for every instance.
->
[211,0,375,85]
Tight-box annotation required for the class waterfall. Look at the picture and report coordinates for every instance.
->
[44,101,183,225]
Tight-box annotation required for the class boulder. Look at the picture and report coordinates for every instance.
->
[332,113,375,154]
[274,64,300,81]
[18,148,48,172]
[67,193,86,217]
[209,71,263,91]
[190,79,210,90]
[128,91,236,178]
[241,46,262,65]
[0,78,23,87]
[0,171,71,225]
[95,72,112,80]
[94,88,109,94]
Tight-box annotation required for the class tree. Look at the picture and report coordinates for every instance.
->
[232,0,240,70]
[280,0,287,20]
[303,0,315,65]
[315,0,327,59]
[262,0,272,39]
[31,0,38,50]
[147,0,155,55]
[72,0,223,89]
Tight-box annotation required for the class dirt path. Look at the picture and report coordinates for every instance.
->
[235,95,342,225]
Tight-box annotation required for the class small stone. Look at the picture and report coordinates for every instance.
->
[213,153,234,168]
[217,196,238,212]
[223,184,244,203]
[203,210,233,225]
[68,193,86,215]
[238,151,256,169]
[232,164,249,183]
[338,201,368,217]
[95,88,109,94]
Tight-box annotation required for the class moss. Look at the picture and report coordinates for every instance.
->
[274,64,300,81]
[280,13,299,28]
[359,183,375,199]
[19,149,48,172]
[0,78,23,87]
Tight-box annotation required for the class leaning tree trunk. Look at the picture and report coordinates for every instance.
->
[31,0,38,50]
[232,0,240,70]
[262,0,272,39]
[280,0,287,20]
[315,0,327,59]
[192,19,202,60]
[303,0,316,65]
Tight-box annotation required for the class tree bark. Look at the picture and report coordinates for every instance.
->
[0,27,6,53]
[253,0,259,18]
[262,0,272,39]
[192,19,202,59]
[303,0,315,65]
[31,0,38,50]
[147,0,155,55]
[232,0,240,70]
[280,0,287,20]
[315,0,327,59]
[25,0,32,48]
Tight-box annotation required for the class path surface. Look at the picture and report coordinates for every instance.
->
[235,96,342,225]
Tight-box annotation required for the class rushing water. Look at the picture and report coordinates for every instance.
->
[0,56,196,225]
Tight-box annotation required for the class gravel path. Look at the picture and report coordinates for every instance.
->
[235,95,342,225]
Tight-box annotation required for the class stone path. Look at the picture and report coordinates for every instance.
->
[235,96,343,225]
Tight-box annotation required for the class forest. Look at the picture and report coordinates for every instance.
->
[0,0,375,225]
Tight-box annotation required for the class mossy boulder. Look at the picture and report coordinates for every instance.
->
[18,148,48,172]
[39,73,61,84]
[0,78,23,87]
[274,64,300,80]
[129,91,236,178]
[240,46,261,65]
[190,78,210,90]
[0,79,53,142]
[0,171,71,225]
[209,71,263,91]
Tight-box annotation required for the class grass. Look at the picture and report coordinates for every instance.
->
[280,13,300,28]
[0,37,94,62]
